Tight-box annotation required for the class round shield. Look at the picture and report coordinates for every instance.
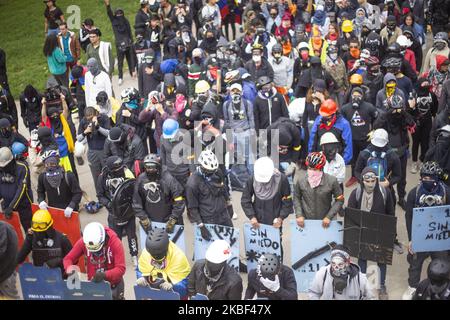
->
[112,178,136,224]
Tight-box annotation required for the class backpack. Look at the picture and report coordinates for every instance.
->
[363,148,395,182]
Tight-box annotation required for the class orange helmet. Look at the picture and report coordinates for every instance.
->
[319,99,337,117]
[349,73,363,85]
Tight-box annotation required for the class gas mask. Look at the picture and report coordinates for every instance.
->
[434,42,446,51]
[231,93,242,105]
[322,144,338,162]
[261,84,273,98]
[330,255,349,294]
[196,93,209,106]
[421,178,438,192]
[273,52,282,63]
[363,177,376,194]
[351,95,362,108]
[205,260,226,278]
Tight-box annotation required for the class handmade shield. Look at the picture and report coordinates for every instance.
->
[111,178,136,224]
[412,205,450,253]
[134,286,180,300]
[344,208,397,265]
[139,222,186,253]
[19,263,65,300]
[64,280,112,300]
[0,211,24,250]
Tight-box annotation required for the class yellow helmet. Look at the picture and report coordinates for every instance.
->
[349,73,363,85]
[341,20,353,33]
[251,42,264,52]
[195,80,211,94]
[31,209,53,232]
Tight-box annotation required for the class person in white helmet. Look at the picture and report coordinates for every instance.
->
[185,150,233,241]
[320,132,346,185]
[63,222,126,300]
[188,239,243,300]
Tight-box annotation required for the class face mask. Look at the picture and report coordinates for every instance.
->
[387,23,396,31]
[181,32,190,43]
[434,42,446,51]
[333,275,348,294]
[331,256,348,277]
[146,169,161,181]
[252,55,261,63]
[329,53,338,61]
[229,54,237,63]
[422,179,437,192]
[323,146,337,162]
[126,101,139,110]
[363,179,376,193]
[88,64,100,76]
[351,95,362,107]
[301,51,309,61]
[350,48,360,58]
[194,57,203,65]
[231,93,241,104]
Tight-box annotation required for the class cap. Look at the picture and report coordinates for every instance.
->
[230,83,242,92]
[371,129,389,148]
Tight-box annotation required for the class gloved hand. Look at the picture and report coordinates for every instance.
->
[160,281,173,291]
[199,224,212,241]
[3,207,13,219]
[136,277,149,287]
[165,217,177,234]
[39,201,48,210]
[227,204,234,219]
[92,271,106,283]
[140,217,152,233]
[285,162,297,176]
[259,275,280,292]
[64,207,74,218]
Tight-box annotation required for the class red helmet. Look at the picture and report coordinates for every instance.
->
[305,152,326,170]
[319,99,338,117]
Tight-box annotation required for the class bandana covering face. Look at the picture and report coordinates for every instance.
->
[386,82,396,97]
[350,48,360,59]
[307,169,323,188]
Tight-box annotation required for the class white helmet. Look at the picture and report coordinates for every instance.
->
[140,0,149,5]
[83,222,106,252]
[198,150,219,173]
[396,35,412,48]
[288,97,306,123]
[320,132,339,146]
[371,129,389,148]
[205,239,231,264]
[254,157,275,183]
[74,141,86,158]
[298,42,309,51]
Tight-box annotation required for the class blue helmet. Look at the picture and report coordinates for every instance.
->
[162,119,179,139]
[11,142,26,159]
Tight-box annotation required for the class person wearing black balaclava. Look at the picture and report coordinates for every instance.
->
[0,84,18,130]
[410,78,438,174]
[0,147,33,233]
[0,118,28,149]
[105,0,137,85]
[295,56,333,99]
[20,85,43,133]
[413,258,450,300]
[309,244,375,300]
[138,49,163,98]
[199,28,219,56]
[37,152,81,215]
[364,30,383,59]
[341,87,378,187]
[403,161,450,300]
[363,56,384,106]
[380,15,402,48]
[132,154,185,234]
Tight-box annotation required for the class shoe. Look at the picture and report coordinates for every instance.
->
[345,176,358,188]
[132,256,138,268]
[232,212,238,220]
[398,198,406,211]
[410,162,418,174]
[394,240,404,254]
[402,286,416,300]
[76,156,84,166]
[118,78,123,86]
[378,285,389,300]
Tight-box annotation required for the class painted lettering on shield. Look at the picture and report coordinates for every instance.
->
[412,205,450,253]
[194,224,240,272]
[244,223,281,271]
[290,220,343,292]
[139,222,186,253]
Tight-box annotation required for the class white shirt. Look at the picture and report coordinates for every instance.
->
[85,71,112,107]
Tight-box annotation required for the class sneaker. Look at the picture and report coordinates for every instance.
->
[345,176,358,188]
[398,198,407,211]
[394,240,404,254]
[232,212,238,220]
[402,286,416,300]
[132,256,138,268]
[378,285,389,300]
[118,78,123,86]
[76,156,84,166]
[410,162,418,174]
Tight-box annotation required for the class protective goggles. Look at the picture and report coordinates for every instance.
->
[31,221,52,231]
[362,172,377,182]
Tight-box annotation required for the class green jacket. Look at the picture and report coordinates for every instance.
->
[47,48,67,75]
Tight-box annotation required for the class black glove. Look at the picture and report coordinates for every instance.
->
[200,225,212,241]
[227,204,234,219]
[140,217,152,233]
[105,202,112,211]
[165,217,177,234]
[4,207,13,219]
[92,271,106,283]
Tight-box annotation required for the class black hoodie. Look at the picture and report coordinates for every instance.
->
[106,5,133,46]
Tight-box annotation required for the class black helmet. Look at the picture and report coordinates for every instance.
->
[272,44,283,54]
[258,253,280,280]
[143,154,161,176]
[420,161,443,178]
[145,228,170,260]
[427,258,450,290]
[108,126,124,143]
[37,126,52,139]
[257,76,272,89]
[105,156,123,172]
[387,42,401,54]
[382,57,402,69]
[96,91,109,105]
[227,43,240,54]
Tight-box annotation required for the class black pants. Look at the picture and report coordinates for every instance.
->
[351,139,369,177]
[87,149,106,196]
[117,46,136,80]
[412,119,432,162]
[397,153,408,200]
[407,250,450,288]
[223,14,236,41]
[108,215,138,257]
[18,204,32,234]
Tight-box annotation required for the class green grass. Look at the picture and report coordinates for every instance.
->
[0,0,138,95]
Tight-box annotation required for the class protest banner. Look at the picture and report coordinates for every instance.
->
[412,205,450,252]
[243,223,281,271]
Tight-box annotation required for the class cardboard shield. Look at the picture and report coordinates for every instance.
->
[139,222,186,254]
[112,179,135,224]
[19,263,65,300]
[134,286,180,300]
[344,208,397,265]
[31,204,85,272]
[194,223,240,272]
[412,205,450,253]
[243,223,282,272]
[63,280,112,300]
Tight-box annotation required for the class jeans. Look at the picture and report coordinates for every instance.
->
[358,259,387,286]
[279,162,294,193]
[233,130,255,176]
